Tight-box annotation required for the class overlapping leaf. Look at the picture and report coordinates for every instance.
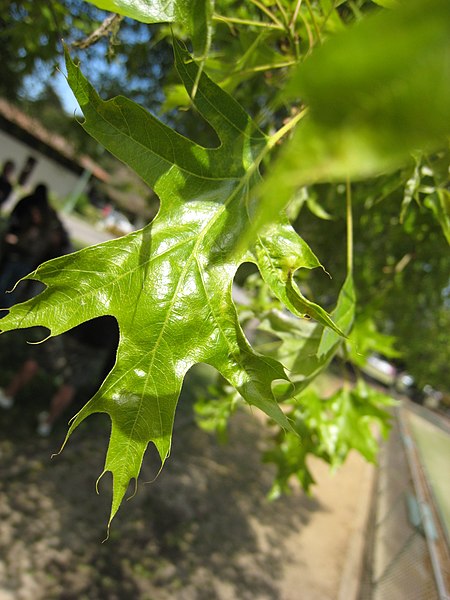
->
[195,273,355,452]
[258,274,355,394]
[264,380,395,498]
[0,42,341,525]
[255,0,450,230]
[83,0,213,61]
[83,0,192,26]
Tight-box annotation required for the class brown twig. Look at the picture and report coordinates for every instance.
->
[72,13,124,50]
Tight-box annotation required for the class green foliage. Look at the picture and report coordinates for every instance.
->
[0,41,346,525]
[295,172,450,391]
[2,0,448,525]
[194,272,356,447]
[257,0,450,229]
[400,150,450,244]
[0,0,102,99]
[257,274,355,394]
[194,383,239,444]
[1,1,175,117]
[264,381,395,499]
[347,315,400,369]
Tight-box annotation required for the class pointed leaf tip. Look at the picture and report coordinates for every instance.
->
[3,45,342,524]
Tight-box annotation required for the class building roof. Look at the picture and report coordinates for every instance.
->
[0,98,109,183]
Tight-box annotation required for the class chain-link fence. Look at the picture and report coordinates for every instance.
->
[358,405,450,600]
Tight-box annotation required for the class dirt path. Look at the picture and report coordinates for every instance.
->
[0,384,373,600]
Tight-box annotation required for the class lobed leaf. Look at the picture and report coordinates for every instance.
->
[265,380,395,498]
[0,42,341,526]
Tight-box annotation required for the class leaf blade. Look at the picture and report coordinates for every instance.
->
[1,46,342,524]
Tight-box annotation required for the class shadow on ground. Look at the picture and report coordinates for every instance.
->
[0,330,323,600]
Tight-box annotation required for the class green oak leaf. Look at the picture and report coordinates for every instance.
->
[264,380,394,497]
[0,42,342,526]
[258,275,355,394]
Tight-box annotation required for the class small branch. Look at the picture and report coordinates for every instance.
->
[72,14,124,49]
[249,0,284,28]
[298,10,314,55]
[190,61,205,102]
[321,1,341,34]
[274,0,290,27]
[346,178,353,275]
[230,61,297,77]
[213,14,284,30]
[289,0,303,29]
[304,0,322,44]
[233,31,267,70]
[288,0,304,60]
[394,253,413,274]
[268,108,308,149]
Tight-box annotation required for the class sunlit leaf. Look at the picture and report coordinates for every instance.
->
[0,42,341,526]
[83,0,191,24]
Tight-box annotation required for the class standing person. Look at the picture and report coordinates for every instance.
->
[0,160,15,208]
[0,317,119,436]
[0,183,71,308]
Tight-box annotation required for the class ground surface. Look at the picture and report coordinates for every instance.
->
[0,349,373,600]
[407,408,450,544]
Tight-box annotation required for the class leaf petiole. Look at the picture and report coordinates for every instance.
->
[346,178,353,275]
[249,0,285,28]
[212,14,284,30]
[289,0,303,30]
[267,108,308,149]
[304,0,322,43]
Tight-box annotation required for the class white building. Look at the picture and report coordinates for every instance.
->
[0,98,108,208]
